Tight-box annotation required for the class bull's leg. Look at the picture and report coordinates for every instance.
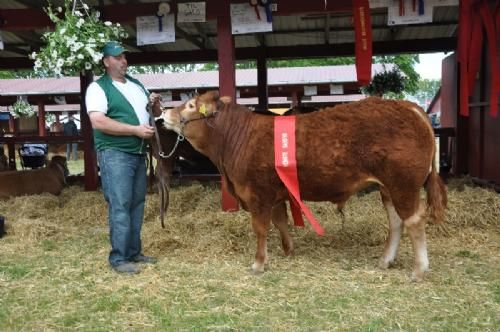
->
[250,210,272,274]
[379,188,403,269]
[391,190,429,282]
[404,203,428,282]
[271,202,293,256]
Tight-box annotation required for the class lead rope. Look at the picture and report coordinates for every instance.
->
[147,104,185,160]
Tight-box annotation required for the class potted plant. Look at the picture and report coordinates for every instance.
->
[362,67,407,98]
[30,0,128,77]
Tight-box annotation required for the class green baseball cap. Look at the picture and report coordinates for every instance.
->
[102,41,126,57]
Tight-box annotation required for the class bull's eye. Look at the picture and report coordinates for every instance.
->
[188,102,195,109]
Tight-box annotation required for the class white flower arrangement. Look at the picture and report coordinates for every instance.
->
[30,0,128,77]
[11,98,36,119]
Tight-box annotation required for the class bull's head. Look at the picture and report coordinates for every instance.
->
[159,91,231,135]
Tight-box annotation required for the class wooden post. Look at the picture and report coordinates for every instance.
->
[291,89,302,107]
[257,49,268,111]
[37,101,47,137]
[217,0,239,212]
[8,113,15,134]
[80,70,99,191]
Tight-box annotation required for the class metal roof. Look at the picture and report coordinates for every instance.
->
[0,63,393,96]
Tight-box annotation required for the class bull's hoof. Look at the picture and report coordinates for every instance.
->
[378,258,396,270]
[251,262,265,275]
[410,271,425,282]
[283,247,294,257]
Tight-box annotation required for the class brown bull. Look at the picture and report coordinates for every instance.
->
[160,91,447,281]
[0,155,68,200]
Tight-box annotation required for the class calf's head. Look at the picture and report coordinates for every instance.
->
[49,155,69,180]
[159,91,231,135]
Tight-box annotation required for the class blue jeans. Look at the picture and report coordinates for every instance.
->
[97,149,147,267]
[66,143,78,161]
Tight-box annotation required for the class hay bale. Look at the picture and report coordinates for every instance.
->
[0,179,497,254]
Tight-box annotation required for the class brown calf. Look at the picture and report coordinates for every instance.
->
[160,92,447,281]
[0,155,68,200]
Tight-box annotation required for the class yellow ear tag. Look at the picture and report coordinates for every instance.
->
[199,103,207,115]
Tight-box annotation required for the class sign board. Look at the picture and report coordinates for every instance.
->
[177,2,206,23]
[388,4,433,25]
[231,3,272,35]
[136,14,175,45]
[304,86,317,96]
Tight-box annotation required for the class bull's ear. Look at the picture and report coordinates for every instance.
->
[220,96,232,104]
[201,91,220,103]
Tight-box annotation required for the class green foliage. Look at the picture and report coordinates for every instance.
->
[0,70,37,79]
[10,98,36,118]
[268,57,355,67]
[375,54,420,94]
[129,63,200,74]
[413,79,441,107]
[31,0,127,76]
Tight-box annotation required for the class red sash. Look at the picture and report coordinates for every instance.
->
[353,0,372,86]
[274,116,325,236]
[458,0,499,117]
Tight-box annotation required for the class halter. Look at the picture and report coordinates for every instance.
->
[150,104,219,160]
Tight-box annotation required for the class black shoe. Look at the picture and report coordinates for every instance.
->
[131,254,157,264]
[112,262,140,274]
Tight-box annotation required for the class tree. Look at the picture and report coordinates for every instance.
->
[128,64,200,74]
[413,79,441,108]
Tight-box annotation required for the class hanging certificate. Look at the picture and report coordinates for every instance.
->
[177,2,206,23]
[231,3,272,35]
[136,14,175,45]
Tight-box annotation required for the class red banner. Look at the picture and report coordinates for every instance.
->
[274,116,324,236]
[353,0,372,86]
[458,0,499,117]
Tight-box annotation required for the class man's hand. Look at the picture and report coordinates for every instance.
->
[149,93,163,117]
[135,124,155,139]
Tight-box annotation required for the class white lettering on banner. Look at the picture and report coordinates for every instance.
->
[281,132,288,148]
[281,152,289,167]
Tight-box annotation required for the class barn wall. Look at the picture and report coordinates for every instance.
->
[441,46,500,184]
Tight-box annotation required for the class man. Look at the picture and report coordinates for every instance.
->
[85,41,163,274]
[63,114,79,161]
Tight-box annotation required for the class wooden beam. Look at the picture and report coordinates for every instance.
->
[0,38,457,70]
[175,25,206,50]
[0,0,355,31]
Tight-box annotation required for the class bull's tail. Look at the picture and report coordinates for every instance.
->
[425,156,447,224]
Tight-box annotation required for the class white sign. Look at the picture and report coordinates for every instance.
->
[177,2,206,23]
[136,14,175,46]
[330,84,344,95]
[231,3,272,35]
[388,1,433,25]
[304,86,317,96]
